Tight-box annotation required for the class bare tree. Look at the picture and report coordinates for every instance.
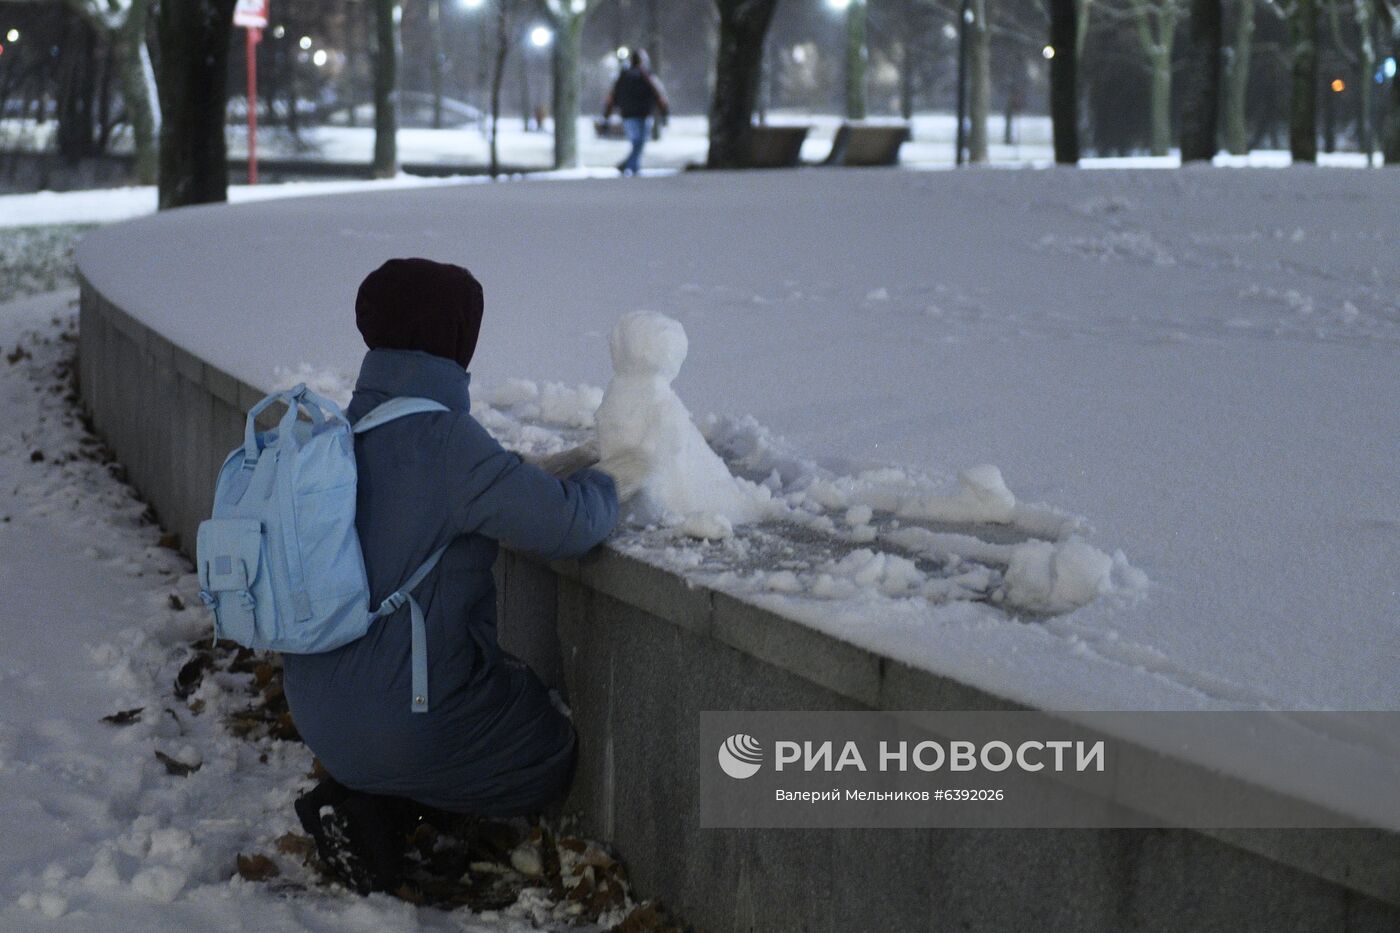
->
[155,0,237,208]
[372,0,400,178]
[969,0,992,161]
[1326,0,1377,162]
[1180,0,1223,160]
[1383,0,1400,164]
[1223,0,1254,154]
[842,0,868,119]
[1286,0,1318,162]
[16,0,160,183]
[707,0,781,168]
[538,0,603,169]
[489,0,523,177]
[1130,0,1181,155]
[1048,0,1081,162]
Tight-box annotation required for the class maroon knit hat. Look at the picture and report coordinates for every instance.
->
[355,258,484,369]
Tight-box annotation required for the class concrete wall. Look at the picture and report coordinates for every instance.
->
[77,278,1400,932]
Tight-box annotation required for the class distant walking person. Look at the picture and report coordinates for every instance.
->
[603,49,669,176]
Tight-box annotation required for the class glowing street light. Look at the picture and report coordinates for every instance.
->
[5,28,18,42]
[529,25,553,48]
[298,35,312,50]
[616,45,630,60]
[1330,78,1345,93]
[1042,45,1056,59]
[826,0,852,9]
[459,0,484,7]
[312,49,329,67]
[272,25,285,39]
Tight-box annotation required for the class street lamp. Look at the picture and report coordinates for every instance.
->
[529,25,553,48]
[5,28,18,43]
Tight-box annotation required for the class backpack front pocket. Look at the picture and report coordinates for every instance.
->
[197,517,266,645]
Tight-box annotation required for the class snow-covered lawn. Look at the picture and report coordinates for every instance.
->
[0,290,667,932]
[71,166,1400,720]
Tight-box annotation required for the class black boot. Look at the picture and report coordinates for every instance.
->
[295,777,421,894]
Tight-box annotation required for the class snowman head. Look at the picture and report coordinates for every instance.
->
[610,311,688,382]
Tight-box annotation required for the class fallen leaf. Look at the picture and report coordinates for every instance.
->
[236,853,280,881]
[275,833,315,858]
[270,711,300,742]
[158,532,180,550]
[101,707,145,726]
[154,750,200,777]
[253,663,278,688]
[29,450,44,463]
[168,593,186,611]
[393,882,425,904]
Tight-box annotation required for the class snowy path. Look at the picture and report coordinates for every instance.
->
[0,291,585,932]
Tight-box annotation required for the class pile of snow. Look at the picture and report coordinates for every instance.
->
[596,312,772,535]
[468,315,1142,617]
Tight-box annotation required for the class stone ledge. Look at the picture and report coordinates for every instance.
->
[74,268,1400,919]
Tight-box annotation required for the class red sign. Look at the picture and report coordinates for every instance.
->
[233,0,269,29]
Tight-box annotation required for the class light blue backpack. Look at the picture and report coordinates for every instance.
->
[197,383,447,713]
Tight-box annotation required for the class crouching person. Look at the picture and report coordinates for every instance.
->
[284,258,641,893]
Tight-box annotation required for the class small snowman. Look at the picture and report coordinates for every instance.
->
[596,311,766,531]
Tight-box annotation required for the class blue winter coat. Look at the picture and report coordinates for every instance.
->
[282,348,618,815]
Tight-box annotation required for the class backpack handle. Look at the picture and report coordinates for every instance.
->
[243,384,350,465]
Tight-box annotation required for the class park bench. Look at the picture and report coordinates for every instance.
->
[821,122,911,167]
[743,125,810,168]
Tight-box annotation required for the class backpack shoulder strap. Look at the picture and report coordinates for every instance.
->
[370,544,450,715]
[352,397,450,434]
[353,395,452,714]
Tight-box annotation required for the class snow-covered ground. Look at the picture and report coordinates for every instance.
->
[0,290,664,931]
[72,167,1400,722]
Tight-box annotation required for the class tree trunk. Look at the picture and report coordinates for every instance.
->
[1076,0,1092,58]
[551,11,585,168]
[489,0,511,177]
[56,12,98,165]
[1148,50,1171,154]
[156,0,237,209]
[1180,0,1222,161]
[372,0,400,178]
[844,0,867,120]
[706,0,781,169]
[116,0,158,185]
[969,0,991,161]
[1048,0,1080,163]
[1223,0,1253,154]
[1353,0,1375,163]
[1134,1,1178,157]
[647,0,663,139]
[1288,0,1318,163]
[430,0,445,129]
[1385,11,1400,164]
[899,40,916,120]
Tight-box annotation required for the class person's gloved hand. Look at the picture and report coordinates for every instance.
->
[595,448,652,503]
[528,440,600,478]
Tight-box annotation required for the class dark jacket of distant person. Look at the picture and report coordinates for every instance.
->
[606,51,670,120]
